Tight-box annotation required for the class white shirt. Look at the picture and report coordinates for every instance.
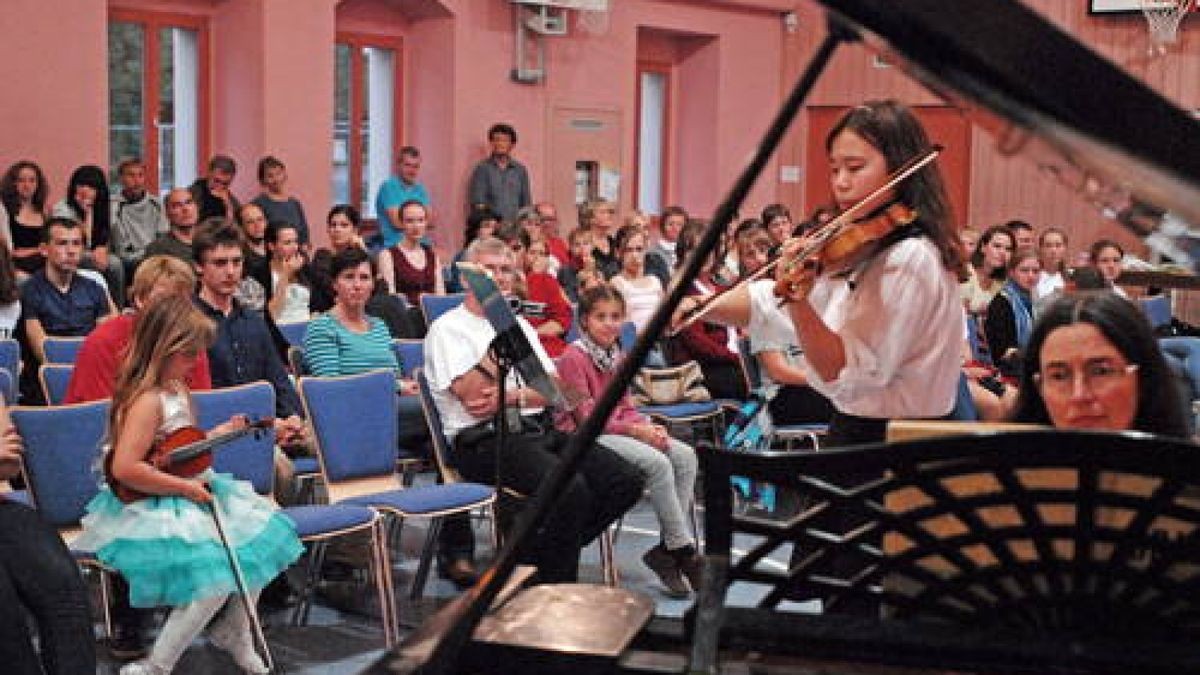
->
[272,270,312,324]
[748,237,962,419]
[1035,270,1065,301]
[609,274,663,334]
[424,304,557,441]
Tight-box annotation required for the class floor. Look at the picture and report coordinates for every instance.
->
[90,478,800,674]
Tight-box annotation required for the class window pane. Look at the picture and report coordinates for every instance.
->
[362,47,394,219]
[160,27,199,193]
[108,22,145,182]
[331,43,351,206]
[638,71,666,215]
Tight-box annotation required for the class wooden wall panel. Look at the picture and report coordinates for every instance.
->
[780,1,1200,262]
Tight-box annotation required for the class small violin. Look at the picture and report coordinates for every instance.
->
[773,201,918,302]
[106,418,274,504]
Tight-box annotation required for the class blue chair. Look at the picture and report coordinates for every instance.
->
[734,337,827,450]
[38,364,73,406]
[12,400,115,637]
[299,369,495,599]
[0,367,15,405]
[0,337,20,382]
[392,339,424,378]
[564,304,581,344]
[194,382,399,646]
[1140,294,1173,331]
[288,345,309,376]
[277,320,309,347]
[419,292,466,328]
[42,337,86,364]
[619,321,637,354]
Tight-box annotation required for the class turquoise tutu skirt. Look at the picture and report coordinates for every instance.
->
[75,470,304,608]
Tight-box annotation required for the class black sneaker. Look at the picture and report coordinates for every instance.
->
[642,545,691,598]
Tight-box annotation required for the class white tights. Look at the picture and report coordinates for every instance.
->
[146,590,265,673]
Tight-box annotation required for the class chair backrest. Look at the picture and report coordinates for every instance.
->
[288,345,309,376]
[965,314,991,364]
[39,364,73,405]
[414,368,462,483]
[299,370,399,495]
[193,382,277,496]
[278,320,309,347]
[43,336,86,364]
[0,367,15,405]
[12,400,110,527]
[1140,294,1173,331]
[392,339,424,378]
[420,292,466,327]
[0,338,19,380]
[619,321,637,354]
[564,304,581,344]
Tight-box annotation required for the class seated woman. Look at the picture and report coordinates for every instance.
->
[961,224,1015,316]
[0,400,95,672]
[378,200,444,306]
[985,248,1041,380]
[1035,227,1069,301]
[446,207,500,294]
[1089,239,1129,298]
[558,226,603,304]
[303,247,428,451]
[310,204,368,313]
[266,221,312,325]
[609,224,667,366]
[667,220,749,401]
[506,225,572,358]
[1011,291,1188,438]
[555,285,701,597]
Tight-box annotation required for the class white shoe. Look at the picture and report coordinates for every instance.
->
[119,660,168,675]
[208,622,270,674]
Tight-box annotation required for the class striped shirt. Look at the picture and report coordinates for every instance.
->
[303,313,398,377]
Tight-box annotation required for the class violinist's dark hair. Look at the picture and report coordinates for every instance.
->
[826,100,965,278]
[1012,291,1187,439]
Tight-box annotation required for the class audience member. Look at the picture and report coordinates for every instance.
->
[22,217,116,364]
[375,146,429,250]
[234,203,272,311]
[666,220,750,401]
[51,164,124,302]
[144,188,200,264]
[961,223,1015,315]
[266,221,312,325]
[445,206,500,294]
[651,206,688,270]
[534,201,569,265]
[0,246,19,340]
[515,205,559,276]
[959,225,980,257]
[467,123,531,224]
[310,204,367,313]
[1007,219,1037,251]
[985,247,1041,380]
[1035,227,1069,301]
[558,225,602,304]
[1,160,48,275]
[0,397,96,672]
[760,203,793,250]
[192,220,307,449]
[513,228,572,358]
[1089,239,1128,298]
[424,236,642,585]
[1013,291,1187,438]
[251,155,310,247]
[378,200,444,305]
[733,218,771,277]
[581,199,620,276]
[608,225,664,336]
[110,158,168,282]
[555,285,701,597]
[190,154,240,222]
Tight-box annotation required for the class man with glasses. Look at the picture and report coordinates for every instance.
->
[190,154,241,222]
[534,201,569,266]
[375,146,430,249]
[425,236,643,586]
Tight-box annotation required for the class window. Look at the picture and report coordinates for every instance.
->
[636,63,670,215]
[332,34,402,218]
[108,10,208,193]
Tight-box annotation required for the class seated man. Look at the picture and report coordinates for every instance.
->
[425,236,644,585]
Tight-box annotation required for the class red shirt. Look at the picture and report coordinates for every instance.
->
[525,272,573,358]
[64,313,213,404]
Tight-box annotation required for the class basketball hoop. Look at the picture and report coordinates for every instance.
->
[1141,0,1195,54]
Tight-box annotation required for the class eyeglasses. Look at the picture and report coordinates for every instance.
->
[1034,362,1137,396]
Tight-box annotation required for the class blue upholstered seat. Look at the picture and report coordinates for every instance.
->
[419,292,466,327]
[42,336,86,364]
[278,320,309,347]
[38,364,73,406]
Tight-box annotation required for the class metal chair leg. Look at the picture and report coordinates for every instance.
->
[98,567,113,639]
[411,517,443,600]
[599,526,619,587]
[370,518,399,647]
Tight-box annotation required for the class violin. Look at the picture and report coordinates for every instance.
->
[105,418,274,504]
[773,201,918,301]
[670,145,941,335]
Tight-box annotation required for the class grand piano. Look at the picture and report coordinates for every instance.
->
[366,1,1200,672]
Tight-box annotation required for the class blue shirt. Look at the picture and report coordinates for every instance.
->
[195,296,302,418]
[21,271,109,337]
[374,176,430,248]
[303,314,397,377]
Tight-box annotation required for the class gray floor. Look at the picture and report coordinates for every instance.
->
[91,480,800,674]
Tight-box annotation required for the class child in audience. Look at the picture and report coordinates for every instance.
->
[76,295,303,675]
[559,226,600,303]
[555,285,701,597]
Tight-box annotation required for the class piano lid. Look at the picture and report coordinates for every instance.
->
[814,0,1200,265]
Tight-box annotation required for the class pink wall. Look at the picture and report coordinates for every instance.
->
[0,0,109,205]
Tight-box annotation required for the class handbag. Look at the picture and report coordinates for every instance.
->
[630,360,712,406]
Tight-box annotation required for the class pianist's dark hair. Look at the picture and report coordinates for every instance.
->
[1012,291,1188,438]
[826,100,966,279]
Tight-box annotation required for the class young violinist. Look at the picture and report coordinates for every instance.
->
[76,294,303,675]
[673,99,966,447]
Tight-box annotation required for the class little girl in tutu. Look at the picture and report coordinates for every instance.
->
[76,295,303,674]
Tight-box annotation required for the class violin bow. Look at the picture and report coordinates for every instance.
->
[207,489,275,672]
[669,144,942,336]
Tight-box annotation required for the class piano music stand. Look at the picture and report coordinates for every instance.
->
[691,429,1200,673]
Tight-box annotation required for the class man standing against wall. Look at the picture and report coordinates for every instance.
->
[468,123,531,225]
[375,146,430,249]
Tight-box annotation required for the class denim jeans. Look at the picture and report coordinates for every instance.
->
[597,434,697,550]
[0,501,95,674]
